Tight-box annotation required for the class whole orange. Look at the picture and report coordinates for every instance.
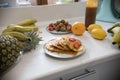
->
[71,22,86,35]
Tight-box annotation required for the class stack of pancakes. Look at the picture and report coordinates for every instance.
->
[45,36,84,55]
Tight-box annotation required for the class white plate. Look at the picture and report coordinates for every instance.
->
[44,43,86,59]
[46,26,71,34]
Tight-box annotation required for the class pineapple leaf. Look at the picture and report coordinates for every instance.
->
[23,31,42,52]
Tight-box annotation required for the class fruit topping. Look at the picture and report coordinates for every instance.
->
[74,41,81,49]
[69,38,76,42]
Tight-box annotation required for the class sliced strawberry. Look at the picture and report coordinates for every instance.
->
[74,43,80,49]
[76,41,81,45]
[69,38,76,42]
[74,41,81,49]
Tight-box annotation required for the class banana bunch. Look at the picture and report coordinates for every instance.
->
[107,22,120,48]
[1,18,39,41]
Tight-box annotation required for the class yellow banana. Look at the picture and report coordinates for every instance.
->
[112,22,120,28]
[7,24,38,33]
[22,24,39,28]
[22,24,36,27]
[107,22,120,33]
[112,29,120,44]
[2,28,14,33]
[17,18,37,26]
[2,31,29,41]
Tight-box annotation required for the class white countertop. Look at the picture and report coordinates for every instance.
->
[0,2,120,80]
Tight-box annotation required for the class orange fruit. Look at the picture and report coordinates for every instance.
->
[71,22,86,35]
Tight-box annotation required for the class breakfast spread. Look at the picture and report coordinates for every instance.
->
[2,17,119,74]
[45,35,84,56]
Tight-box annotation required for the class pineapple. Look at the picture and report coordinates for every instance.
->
[22,31,42,52]
[0,31,42,76]
[0,35,22,75]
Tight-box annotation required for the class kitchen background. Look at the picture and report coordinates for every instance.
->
[0,0,86,7]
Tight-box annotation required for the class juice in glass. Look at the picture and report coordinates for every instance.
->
[85,0,98,28]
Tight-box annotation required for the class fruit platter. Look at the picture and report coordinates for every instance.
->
[47,19,72,34]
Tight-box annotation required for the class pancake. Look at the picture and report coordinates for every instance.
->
[45,39,61,52]
[45,40,78,55]
[52,39,65,50]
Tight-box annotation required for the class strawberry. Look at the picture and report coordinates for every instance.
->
[69,38,76,42]
[74,41,81,49]
[54,23,57,26]
[67,26,71,32]
[49,23,54,27]
[64,21,68,26]
[74,43,80,49]
[55,25,60,31]
[48,27,54,31]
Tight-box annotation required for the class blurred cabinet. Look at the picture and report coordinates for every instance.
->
[94,57,120,80]
[59,57,120,80]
